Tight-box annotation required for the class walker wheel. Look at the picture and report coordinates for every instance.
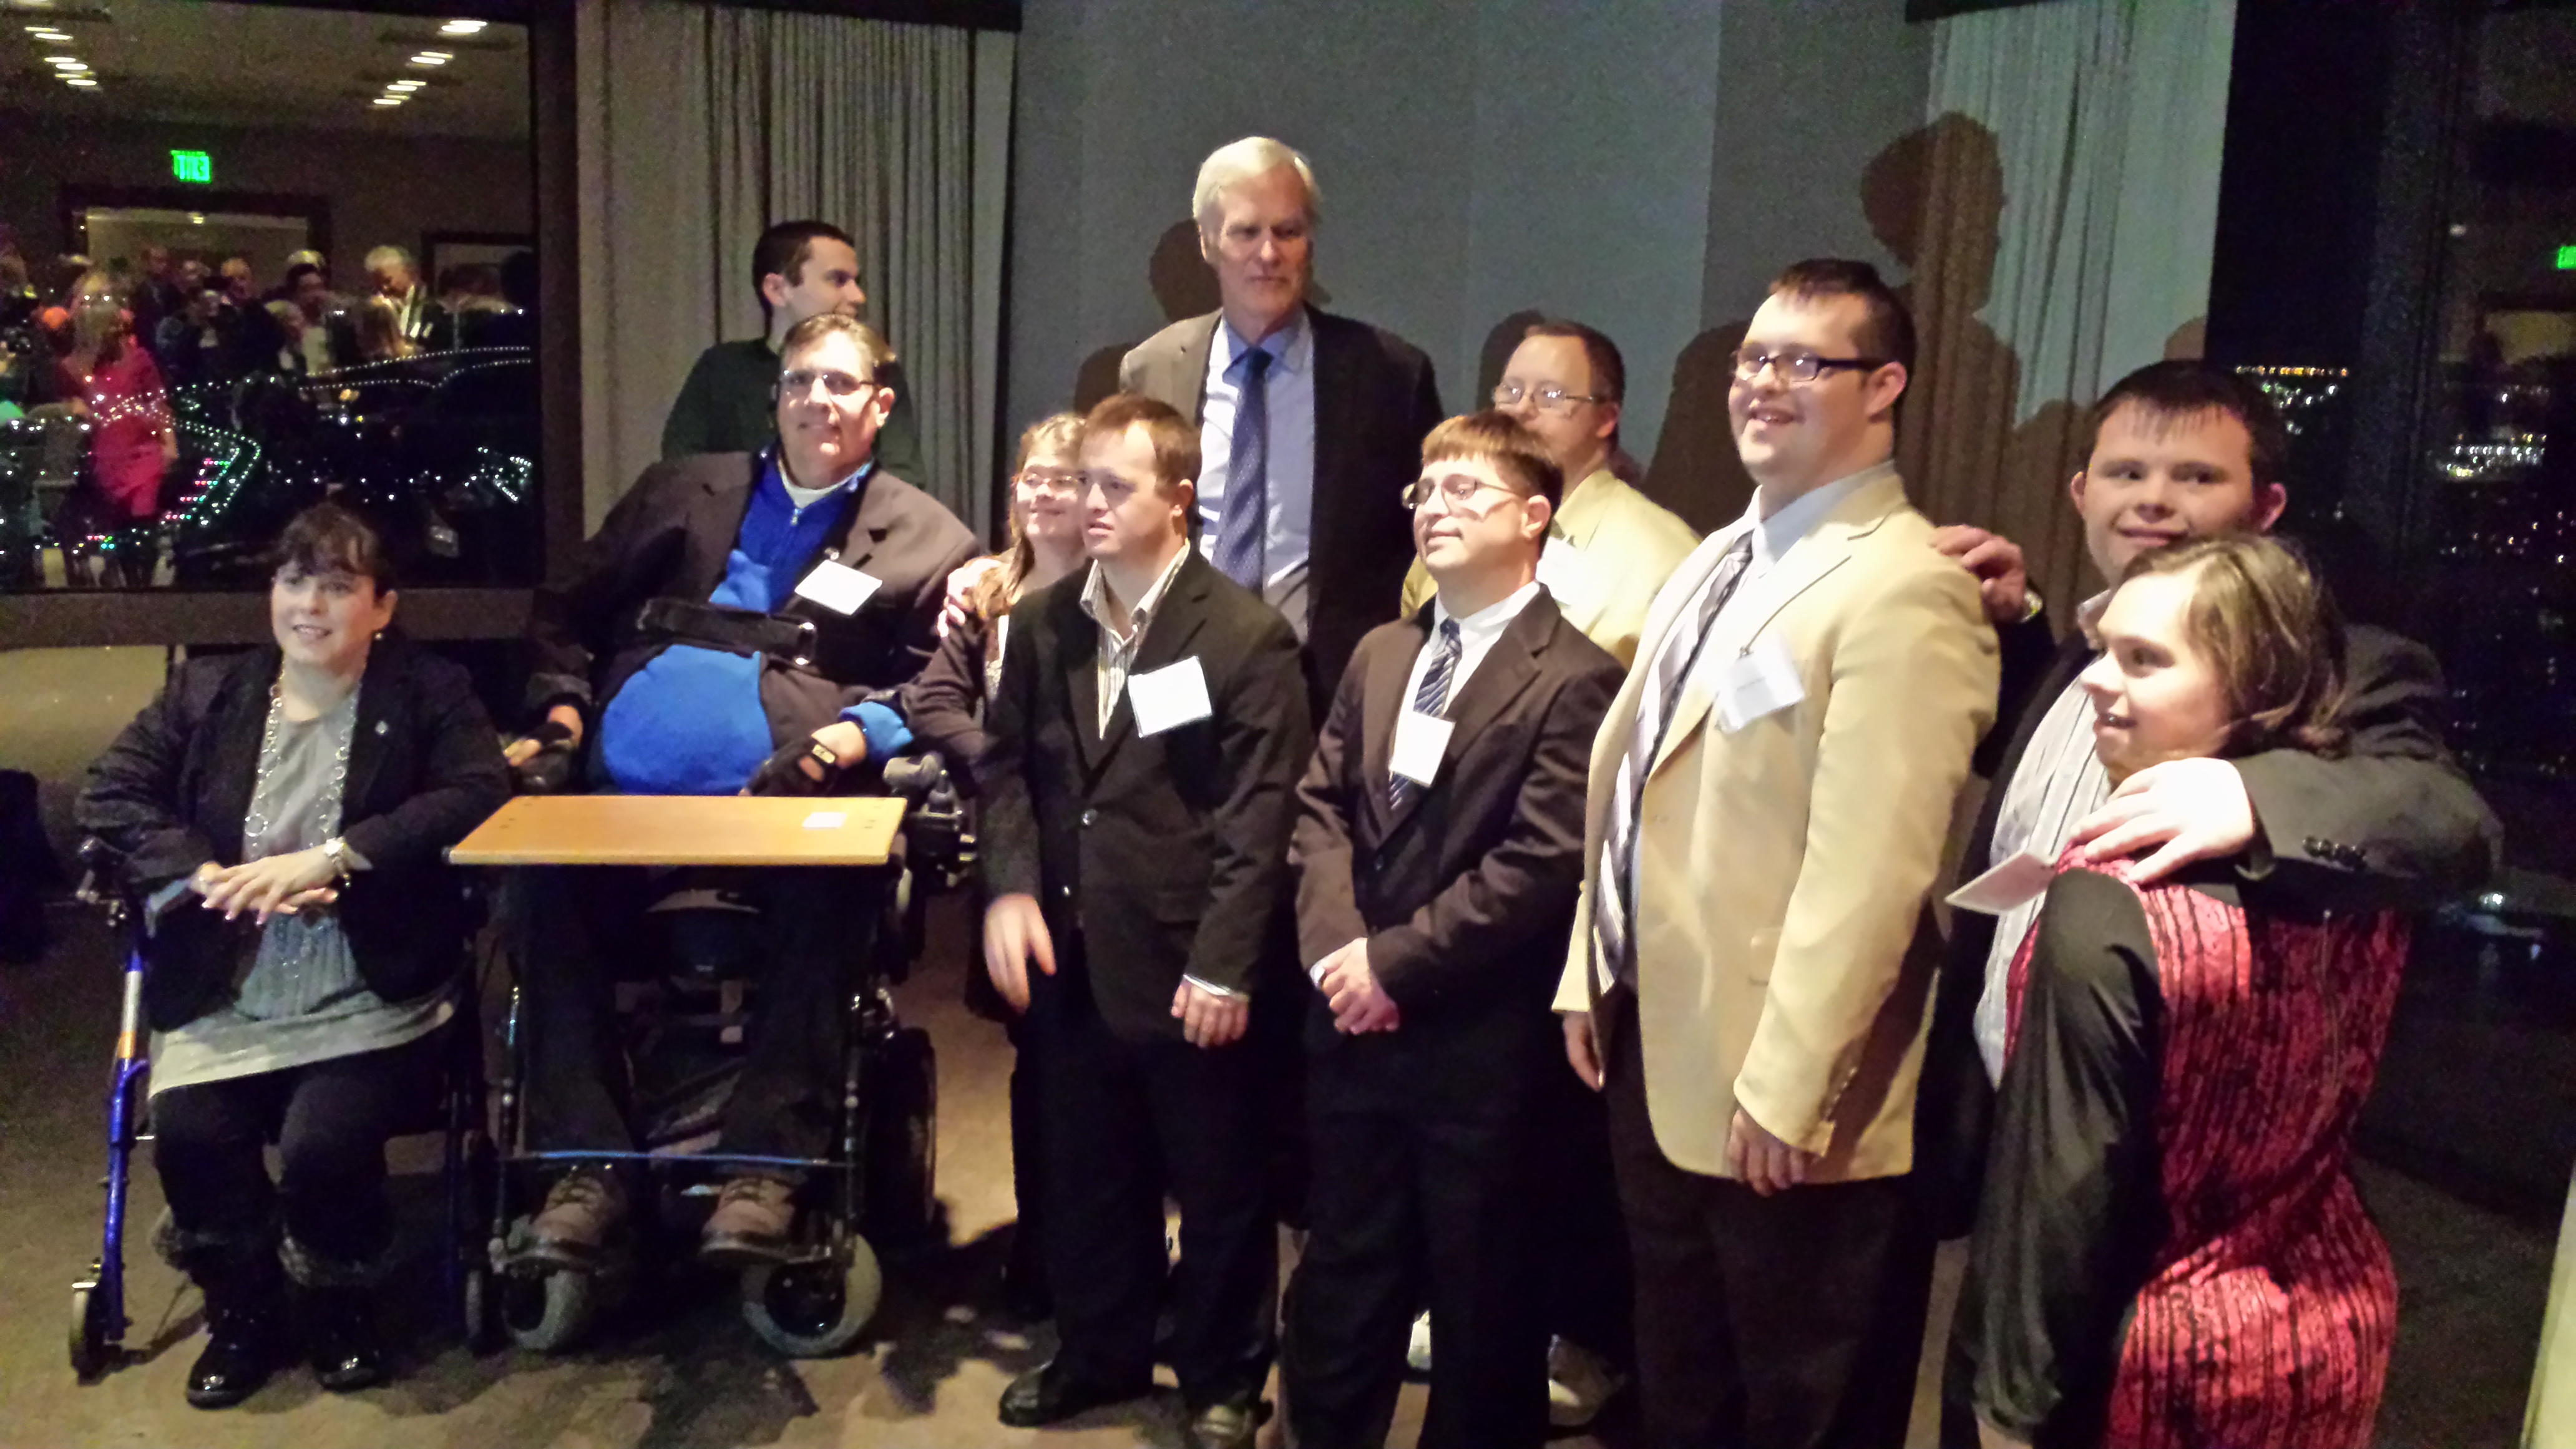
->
[739,1239,881,1358]
[69,1282,119,1380]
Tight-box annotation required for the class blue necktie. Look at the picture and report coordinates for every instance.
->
[1389,618,1462,811]
[1213,345,1272,590]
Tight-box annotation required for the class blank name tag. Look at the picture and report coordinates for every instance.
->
[1389,710,1454,786]
[793,560,883,615]
[803,811,847,829]
[1944,849,2057,915]
[1715,638,1805,732]
[1128,657,1213,736]
[1534,536,1583,595]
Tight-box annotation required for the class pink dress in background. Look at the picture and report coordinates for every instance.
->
[59,346,173,521]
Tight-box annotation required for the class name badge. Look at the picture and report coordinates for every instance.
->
[1715,638,1805,732]
[1944,849,2058,915]
[1534,535,1584,595]
[1128,657,1213,736]
[794,559,883,615]
[1389,710,1455,788]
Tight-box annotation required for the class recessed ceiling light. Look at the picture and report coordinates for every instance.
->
[438,19,487,36]
[45,55,84,66]
[410,51,452,66]
[65,77,97,88]
[188,213,205,225]
[373,97,406,107]
[52,62,90,74]
[388,79,422,91]
[28,28,71,41]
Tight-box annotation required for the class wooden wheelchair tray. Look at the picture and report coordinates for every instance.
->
[447,795,904,867]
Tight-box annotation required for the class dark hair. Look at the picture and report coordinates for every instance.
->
[271,500,397,593]
[2118,533,2346,756]
[1769,258,1917,379]
[1521,319,1626,406]
[1422,409,1566,507]
[776,313,896,377]
[2086,360,2291,491]
[751,220,856,316]
[1083,393,1202,499]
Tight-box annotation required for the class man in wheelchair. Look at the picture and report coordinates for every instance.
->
[503,311,978,1271]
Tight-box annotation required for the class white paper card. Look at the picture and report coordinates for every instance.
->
[1944,849,2057,915]
[803,811,848,829]
[1389,710,1455,787]
[1715,638,1806,732]
[793,560,883,615]
[1128,657,1214,736]
[1534,535,1584,595]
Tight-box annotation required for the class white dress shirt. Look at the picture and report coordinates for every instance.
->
[1403,579,1542,715]
[1076,544,1191,737]
[1196,308,1317,632]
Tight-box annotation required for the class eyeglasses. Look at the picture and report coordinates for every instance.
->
[1402,472,1527,512]
[1017,466,1082,495]
[778,368,876,398]
[1730,346,1887,386]
[1491,379,1608,414]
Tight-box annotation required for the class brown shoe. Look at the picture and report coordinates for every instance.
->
[524,1171,626,1271]
[700,1176,797,1266]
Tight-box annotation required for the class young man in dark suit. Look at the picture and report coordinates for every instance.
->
[505,312,978,1269]
[1281,412,1620,1449]
[978,393,1314,1449]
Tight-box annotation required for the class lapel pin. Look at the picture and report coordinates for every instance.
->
[374,720,389,736]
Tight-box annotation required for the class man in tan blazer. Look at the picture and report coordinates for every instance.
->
[1403,320,1700,670]
[1554,260,1997,1449]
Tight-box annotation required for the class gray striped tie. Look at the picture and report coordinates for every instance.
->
[1390,618,1462,811]
[1595,534,1754,987]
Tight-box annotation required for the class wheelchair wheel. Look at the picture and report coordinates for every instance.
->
[69,1282,117,1379]
[461,1265,500,1355]
[500,1267,595,1354]
[739,1239,880,1358]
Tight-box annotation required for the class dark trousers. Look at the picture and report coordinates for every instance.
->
[515,864,863,1161]
[153,1028,446,1281]
[1284,1036,1550,1449]
[1031,953,1276,1410]
[1604,1022,1930,1449]
[1536,1053,1636,1363]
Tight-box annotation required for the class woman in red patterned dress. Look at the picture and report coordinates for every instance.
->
[1963,534,2408,1449]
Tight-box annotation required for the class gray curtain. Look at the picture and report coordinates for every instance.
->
[1897,0,2235,617]
[576,0,1012,537]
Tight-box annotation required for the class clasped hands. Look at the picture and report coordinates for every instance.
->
[191,849,339,924]
[982,892,1249,1048]
[1310,937,1399,1035]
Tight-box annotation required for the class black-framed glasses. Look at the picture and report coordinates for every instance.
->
[778,367,877,398]
[1730,346,1888,386]
[1402,472,1526,511]
[1491,379,1609,414]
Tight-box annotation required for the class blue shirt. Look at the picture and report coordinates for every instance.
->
[600,453,871,794]
[1196,308,1315,633]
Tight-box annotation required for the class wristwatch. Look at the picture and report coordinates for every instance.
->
[322,837,351,882]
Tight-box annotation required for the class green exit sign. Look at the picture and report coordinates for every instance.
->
[170,150,212,184]
[2559,243,2576,271]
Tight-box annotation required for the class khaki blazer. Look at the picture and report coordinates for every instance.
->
[1553,469,1997,1183]
[1403,467,1702,668]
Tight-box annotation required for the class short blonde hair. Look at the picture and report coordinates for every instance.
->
[1192,136,1319,233]
[1422,411,1564,507]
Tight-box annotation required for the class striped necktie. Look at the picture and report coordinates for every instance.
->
[1594,533,1755,987]
[1212,346,1272,589]
[1389,618,1462,811]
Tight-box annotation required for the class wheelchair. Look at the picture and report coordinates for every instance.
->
[65,839,496,1381]
[477,752,966,1359]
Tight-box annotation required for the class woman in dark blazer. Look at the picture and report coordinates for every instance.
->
[1963,535,2411,1449]
[78,502,507,1410]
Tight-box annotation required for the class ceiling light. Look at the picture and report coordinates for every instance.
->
[65,76,97,88]
[27,27,71,40]
[438,19,487,36]
[410,50,451,66]
[188,213,205,225]
[45,55,84,67]
[373,97,406,107]
[388,79,422,91]
[53,62,90,74]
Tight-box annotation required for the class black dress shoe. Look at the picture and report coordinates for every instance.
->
[997,1359,1151,1428]
[304,1287,387,1393]
[1186,1397,1271,1449]
[185,1297,284,1410]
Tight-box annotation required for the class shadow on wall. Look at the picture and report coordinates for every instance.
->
[1069,220,1337,412]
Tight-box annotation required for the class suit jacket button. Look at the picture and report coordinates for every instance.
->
[1080,808,1098,827]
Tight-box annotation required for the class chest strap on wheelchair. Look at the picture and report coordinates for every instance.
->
[633,597,818,668]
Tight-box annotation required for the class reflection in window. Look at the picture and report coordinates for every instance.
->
[0,0,535,592]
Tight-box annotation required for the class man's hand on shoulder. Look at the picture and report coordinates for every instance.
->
[940,557,1003,640]
[1931,525,2031,628]
[2069,757,2257,884]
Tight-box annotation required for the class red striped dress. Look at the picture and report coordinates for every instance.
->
[2001,861,2408,1449]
